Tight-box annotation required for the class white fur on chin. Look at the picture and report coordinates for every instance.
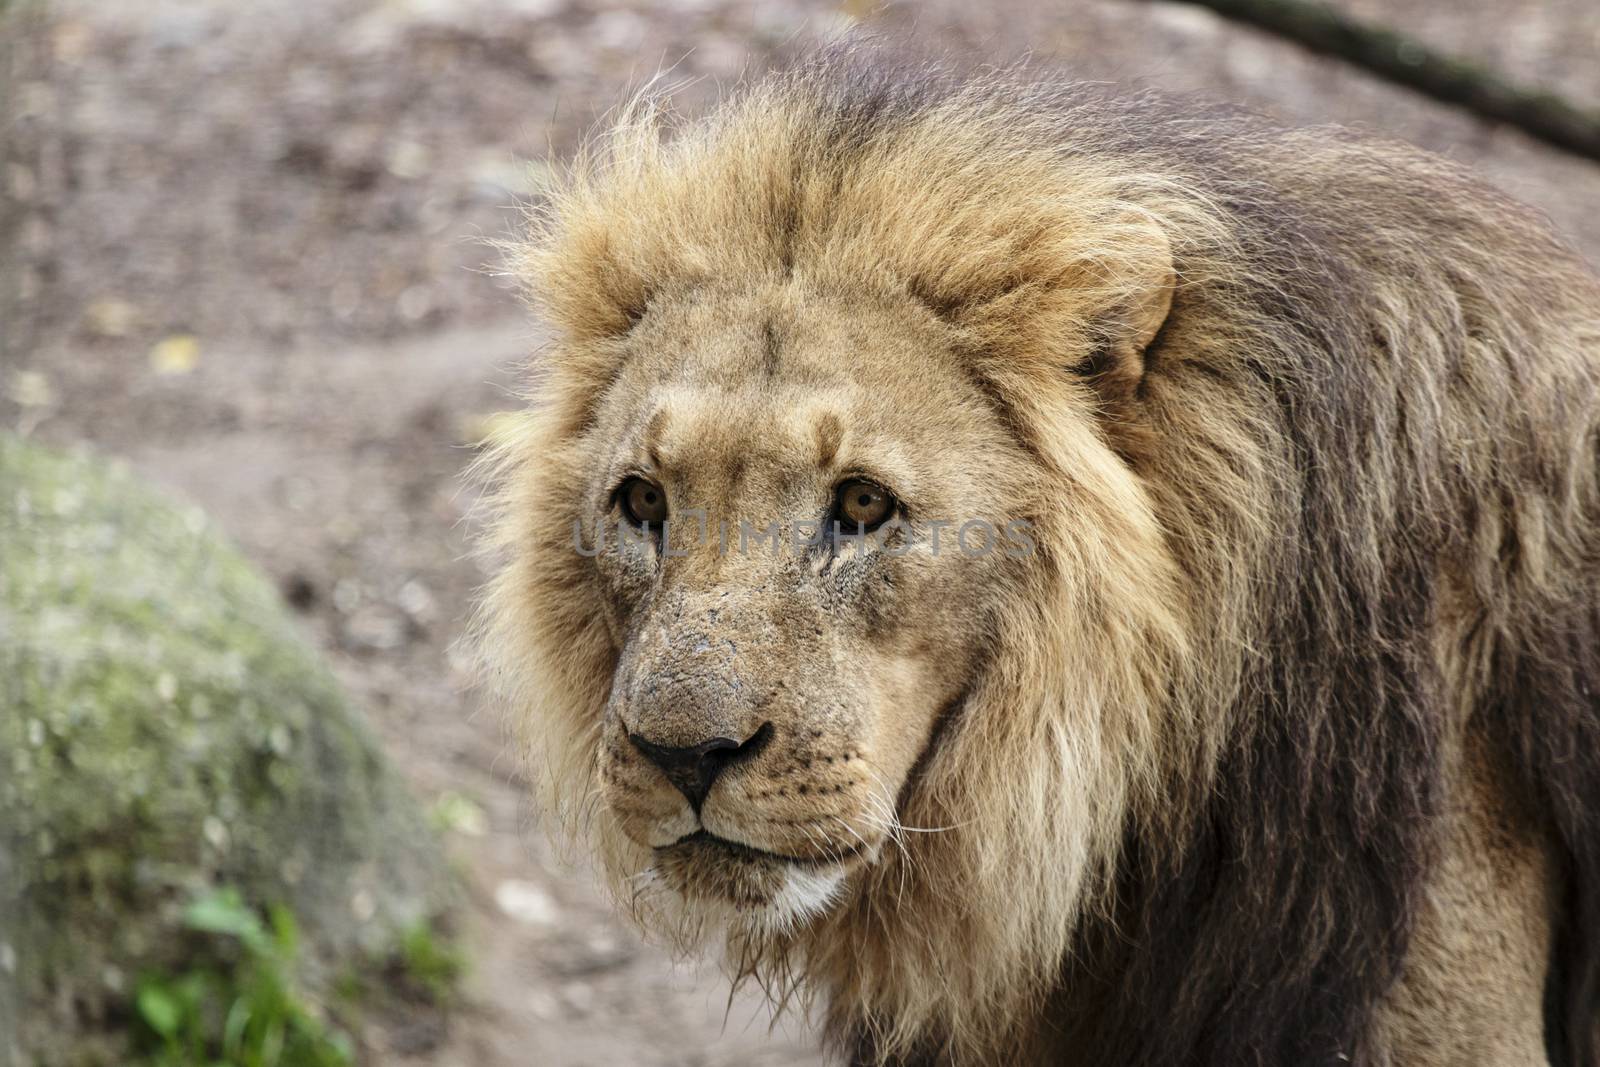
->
[638,859,849,942]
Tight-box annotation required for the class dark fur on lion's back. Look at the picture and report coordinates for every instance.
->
[796,55,1600,1067]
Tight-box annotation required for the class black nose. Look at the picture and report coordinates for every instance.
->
[628,722,773,812]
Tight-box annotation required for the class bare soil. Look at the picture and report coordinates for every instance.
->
[4,0,1596,1063]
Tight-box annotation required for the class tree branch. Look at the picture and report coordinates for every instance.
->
[1156,0,1600,162]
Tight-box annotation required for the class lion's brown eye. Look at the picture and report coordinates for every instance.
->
[835,479,894,531]
[620,477,668,528]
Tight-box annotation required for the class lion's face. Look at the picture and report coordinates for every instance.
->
[570,283,1037,926]
[484,67,1244,1060]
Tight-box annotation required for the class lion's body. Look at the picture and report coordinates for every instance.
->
[478,52,1600,1066]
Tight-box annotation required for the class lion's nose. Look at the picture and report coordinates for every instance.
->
[628,722,773,813]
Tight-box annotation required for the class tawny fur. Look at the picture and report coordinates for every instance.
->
[474,50,1600,1067]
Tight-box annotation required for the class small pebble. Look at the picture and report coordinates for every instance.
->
[494,879,558,926]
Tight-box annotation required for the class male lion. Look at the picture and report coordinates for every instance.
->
[475,50,1600,1066]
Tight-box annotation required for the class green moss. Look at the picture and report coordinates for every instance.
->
[0,435,458,1066]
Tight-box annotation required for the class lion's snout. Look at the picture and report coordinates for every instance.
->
[627,721,773,812]
[602,635,889,892]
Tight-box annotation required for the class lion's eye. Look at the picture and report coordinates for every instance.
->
[620,477,668,528]
[834,479,894,531]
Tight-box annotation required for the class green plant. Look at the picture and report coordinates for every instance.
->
[131,888,354,1067]
[394,920,464,1006]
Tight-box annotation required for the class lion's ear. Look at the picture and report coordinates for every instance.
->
[1068,221,1175,405]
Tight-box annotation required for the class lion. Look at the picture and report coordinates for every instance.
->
[473,49,1600,1066]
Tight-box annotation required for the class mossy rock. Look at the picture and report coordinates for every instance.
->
[0,435,456,1066]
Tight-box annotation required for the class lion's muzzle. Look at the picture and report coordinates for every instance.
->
[627,720,773,813]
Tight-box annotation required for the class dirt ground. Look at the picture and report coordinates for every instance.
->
[3,0,1597,1063]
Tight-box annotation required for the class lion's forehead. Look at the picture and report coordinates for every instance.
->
[584,293,1021,515]
[614,283,979,411]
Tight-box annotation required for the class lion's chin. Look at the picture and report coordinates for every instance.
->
[646,832,848,935]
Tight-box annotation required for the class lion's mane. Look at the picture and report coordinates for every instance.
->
[477,49,1600,1066]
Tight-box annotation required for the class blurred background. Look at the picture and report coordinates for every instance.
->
[1,1,1596,1064]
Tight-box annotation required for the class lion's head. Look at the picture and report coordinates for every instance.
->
[477,54,1278,1063]
[566,285,1039,924]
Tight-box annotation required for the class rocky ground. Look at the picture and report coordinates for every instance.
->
[3,0,1596,1063]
